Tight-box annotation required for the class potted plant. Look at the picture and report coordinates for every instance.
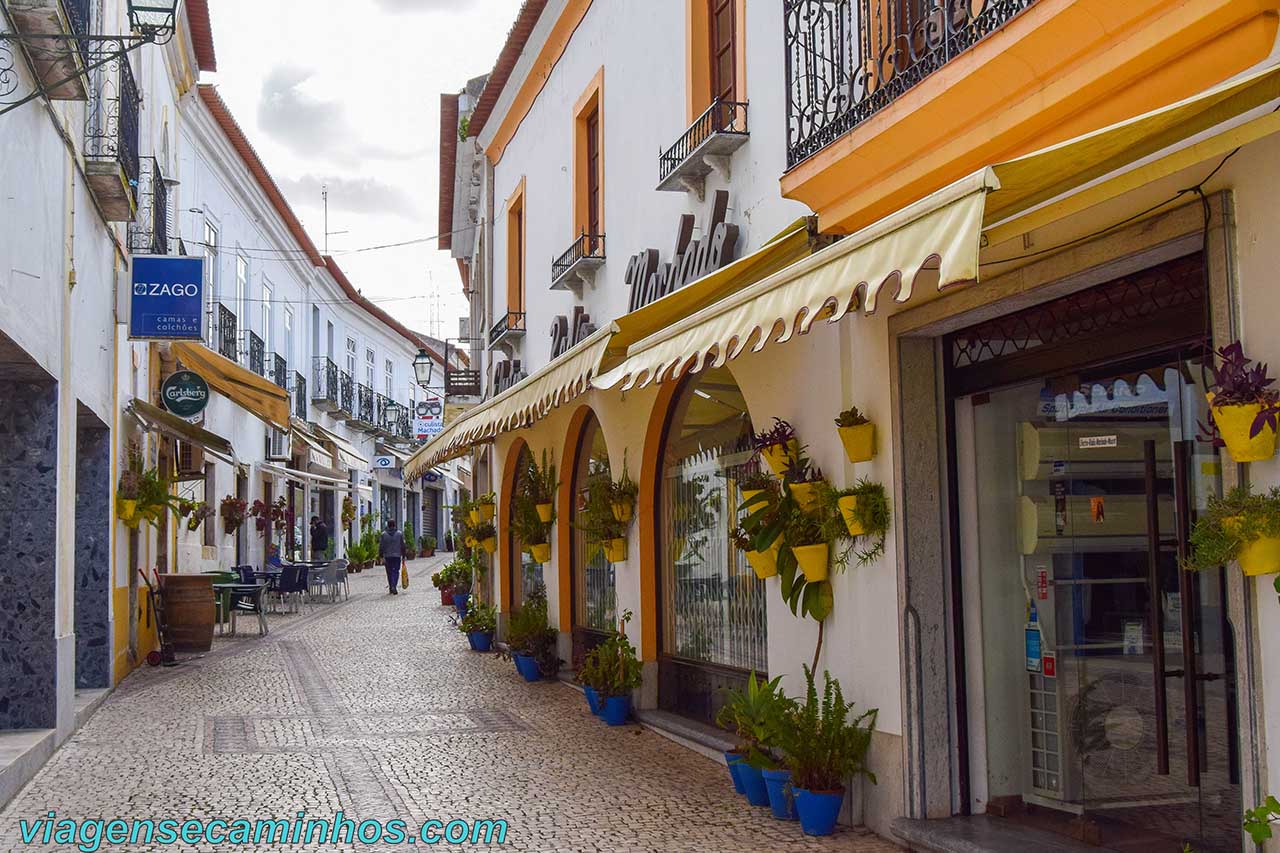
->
[117,468,141,525]
[504,588,561,682]
[589,611,642,726]
[475,491,497,523]
[1187,485,1280,577]
[716,672,791,810]
[784,457,826,513]
[834,406,876,464]
[186,502,215,532]
[738,467,776,512]
[453,572,473,619]
[754,418,799,476]
[733,526,780,580]
[779,667,877,837]
[421,535,437,558]
[525,450,559,522]
[511,492,553,564]
[431,568,455,606]
[786,511,829,581]
[576,471,630,563]
[473,522,497,554]
[403,522,416,559]
[1199,341,1280,462]
[833,479,890,565]
[610,454,639,522]
[577,650,604,715]
[459,601,497,652]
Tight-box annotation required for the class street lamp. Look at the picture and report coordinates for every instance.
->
[128,0,180,35]
[412,348,435,389]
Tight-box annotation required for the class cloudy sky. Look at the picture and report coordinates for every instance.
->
[203,0,523,339]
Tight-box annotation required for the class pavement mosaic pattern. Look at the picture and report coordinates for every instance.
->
[0,556,901,852]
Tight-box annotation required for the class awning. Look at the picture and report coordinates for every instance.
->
[291,422,337,469]
[259,461,352,491]
[127,398,236,466]
[311,423,369,469]
[597,61,1280,391]
[171,342,291,430]
[405,324,615,478]
[377,444,412,464]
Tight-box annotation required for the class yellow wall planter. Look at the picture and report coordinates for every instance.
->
[117,499,138,523]
[740,488,765,509]
[838,495,866,537]
[465,536,477,548]
[838,423,876,463]
[1209,397,1278,462]
[536,502,554,523]
[789,482,823,513]
[468,509,481,525]
[1237,534,1280,576]
[792,543,829,581]
[761,440,799,476]
[478,502,496,522]
[530,542,552,564]
[611,501,633,523]
[605,537,628,563]
[744,540,781,580]
[481,537,497,555]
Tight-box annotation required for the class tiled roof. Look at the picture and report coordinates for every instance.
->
[467,0,548,139]
[438,93,459,252]
[186,0,216,72]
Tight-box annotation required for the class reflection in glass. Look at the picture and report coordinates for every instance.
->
[574,416,617,632]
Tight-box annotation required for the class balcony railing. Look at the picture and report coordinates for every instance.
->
[246,332,265,376]
[2,0,93,101]
[270,353,288,389]
[394,403,412,441]
[446,368,482,398]
[338,371,354,414]
[375,393,393,433]
[215,304,238,362]
[291,371,307,420]
[489,311,527,349]
[311,357,339,409]
[657,98,748,194]
[84,49,140,220]
[551,233,606,292]
[784,0,1037,169]
[354,384,375,426]
[128,156,169,255]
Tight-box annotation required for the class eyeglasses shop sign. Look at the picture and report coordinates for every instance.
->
[160,370,210,421]
[129,256,205,340]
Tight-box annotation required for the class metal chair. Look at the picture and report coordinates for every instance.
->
[235,565,255,585]
[229,584,268,636]
[273,564,309,614]
[331,559,350,601]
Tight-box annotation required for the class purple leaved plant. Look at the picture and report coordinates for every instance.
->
[1205,341,1280,439]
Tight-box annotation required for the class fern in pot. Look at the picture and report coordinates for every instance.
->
[1187,485,1280,577]
[716,672,793,812]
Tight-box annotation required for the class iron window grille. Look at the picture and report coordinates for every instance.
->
[214,303,238,362]
[338,371,354,414]
[128,156,168,254]
[84,46,140,203]
[270,353,288,389]
[245,331,265,376]
[311,357,339,406]
[291,370,307,420]
[658,98,748,184]
[784,0,1038,169]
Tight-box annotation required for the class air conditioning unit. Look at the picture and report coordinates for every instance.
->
[266,427,290,461]
[175,440,204,480]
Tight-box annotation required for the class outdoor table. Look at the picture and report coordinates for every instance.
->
[211,582,269,636]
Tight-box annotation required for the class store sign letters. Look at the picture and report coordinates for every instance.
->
[625,190,739,312]
[549,306,596,360]
[129,256,205,340]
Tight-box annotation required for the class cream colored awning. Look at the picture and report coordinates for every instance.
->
[597,61,1280,391]
[291,423,336,469]
[405,324,615,478]
[127,398,236,466]
[171,342,290,431]
[311,423,369,469]
[259,461,352,491]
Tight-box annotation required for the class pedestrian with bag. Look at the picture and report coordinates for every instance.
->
[310,515,329,559]
[379,519,405,596]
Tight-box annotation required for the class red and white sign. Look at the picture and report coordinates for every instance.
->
[1043,653,1056,678]
[1036,568,1049,601]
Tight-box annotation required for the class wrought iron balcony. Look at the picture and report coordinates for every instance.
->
[394,403,412,441]
[246,332,265,376]
[270,353,288,389]
[338,371,354,414]
[350,384,376,429]
[2,0,93,101]
[311,357,339,410]
[784,0,1038,169]
[374,393,393,435]
[291,370,307,420]
[489,311,526,350]
[657,98,748,197]
[128,156,169,255]
[551,233,606,294]
[445,368,482,399]
[214,304,238,362]
[84,49,140,221]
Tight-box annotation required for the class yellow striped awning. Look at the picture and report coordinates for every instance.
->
[172,341,290,430]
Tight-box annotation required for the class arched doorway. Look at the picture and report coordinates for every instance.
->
[506,445,544,612]
[656,364,766,725]
[570,412,616,666]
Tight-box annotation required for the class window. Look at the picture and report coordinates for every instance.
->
[284,305,295,366]
[261,281,273,355]
[202,222,219,342]
[235,253,248,334]
[327,321,335,360]
[203,463,216,547]
[345,337,356,376]
[365,347,375,388]
[708,0,737,103]
[688,0,743,119]
[385,359,394,397]
[573,71,604,247]
[573,414,616,635]
[505,178,526,316]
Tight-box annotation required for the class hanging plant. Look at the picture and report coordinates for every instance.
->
[341,495,357,527]
[610,451,639,523]
[575,470,629,563]
[753,418,799,476]
[783,456,827,514]
[1198,341,1280,462]
[829,479,890,566]
[473,521,497,554]
[220,495,247,535]
[475,491,497,522]
[186,502,215,532]
[117,467,142,525]
[1186,485,1280,577]
[834,406,876,464]
[733,526,780,580]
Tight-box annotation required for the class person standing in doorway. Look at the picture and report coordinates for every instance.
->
[311,515,329,559]
[379,519,405,595]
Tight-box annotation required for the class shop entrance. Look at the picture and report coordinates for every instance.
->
[949,254,1241,850]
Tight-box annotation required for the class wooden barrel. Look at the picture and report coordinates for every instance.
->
[159,574,216,652]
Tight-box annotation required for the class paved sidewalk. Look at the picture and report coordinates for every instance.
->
[0,555,900,851]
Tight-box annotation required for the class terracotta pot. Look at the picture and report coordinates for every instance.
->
[530,542,552,564]
[837,423,876,464]
[760,440,798,476]
[1210,396,1278,462]
[792,543,829,581]
[611,501,633,523]
[605,537,628,563]
[838,495,866,537]
[789,481,823,513]
[536,502,554,523]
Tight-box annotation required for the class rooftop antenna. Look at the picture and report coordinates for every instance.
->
[322,185,348,254]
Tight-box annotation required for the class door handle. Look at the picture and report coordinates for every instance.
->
[1173,440,1201,787]
[1143,440,1170,776]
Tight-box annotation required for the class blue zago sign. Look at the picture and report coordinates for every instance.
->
[130,256,205,340]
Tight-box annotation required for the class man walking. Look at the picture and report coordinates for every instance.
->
[310,515,329,559]
[379,519,405,595]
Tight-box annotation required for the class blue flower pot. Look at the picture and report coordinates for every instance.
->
[600,694,631,726]
[454,593,470,618]
[723,752,746,794]
[762,768,798,820]
[468,631,493,652]
[583,685,601,715]
[794,788,844,837]
[736,762,771,807]
[514,654,541,682]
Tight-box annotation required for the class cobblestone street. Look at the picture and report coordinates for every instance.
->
[0,556,899,852]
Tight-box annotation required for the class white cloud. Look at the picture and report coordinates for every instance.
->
[278,174,419,219]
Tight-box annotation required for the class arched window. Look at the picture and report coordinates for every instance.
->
[572,414,617,648]
[658,364,766,720]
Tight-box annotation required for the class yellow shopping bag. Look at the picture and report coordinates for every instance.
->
[400,564,409,590]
